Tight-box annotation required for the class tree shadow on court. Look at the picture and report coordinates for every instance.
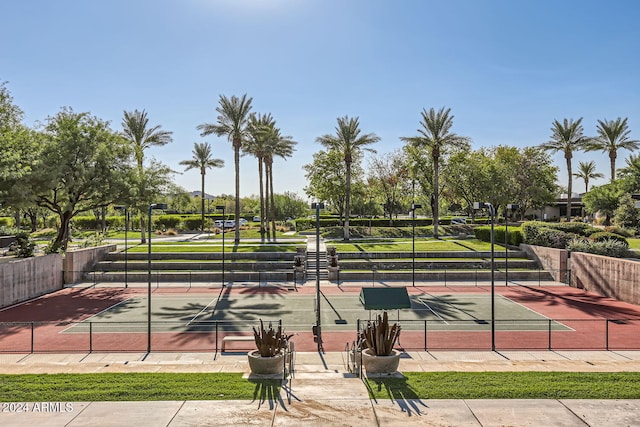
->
[365,376,427,416]
[506,285,640,319]
[407,294,479,321]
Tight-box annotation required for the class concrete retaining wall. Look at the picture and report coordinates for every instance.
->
[570,252,640,305]
[63,244,117,284]
[0,254,63,308]
[521,244,568,282]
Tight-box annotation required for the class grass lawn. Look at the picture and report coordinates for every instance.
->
[127,243,301,253]
[332,239,495,252]
[628,238,640,250]
[3,372,640,401]
[365,372,640,400]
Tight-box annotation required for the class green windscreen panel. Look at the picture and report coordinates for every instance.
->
[359,287,411,310]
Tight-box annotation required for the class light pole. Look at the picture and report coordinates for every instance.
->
[311,201,324,352]
[216,205,226,288]
[411,203,422,287]
[504,204,519,286]
[114,206,128,288]
[147,203,167,353]
[474,201,496,351]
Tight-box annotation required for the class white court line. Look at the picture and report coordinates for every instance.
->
[415,297,449,324]
[185,297,221,326]
[59,297,138,333]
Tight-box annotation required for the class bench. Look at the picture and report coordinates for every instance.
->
[221,335,255,352]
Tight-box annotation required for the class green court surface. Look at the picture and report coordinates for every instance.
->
[63,293,569,334]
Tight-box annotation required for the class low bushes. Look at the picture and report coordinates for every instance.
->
[474,226,523,246]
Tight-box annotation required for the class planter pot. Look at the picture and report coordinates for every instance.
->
[248,350,284,375]
[361,348,401,374]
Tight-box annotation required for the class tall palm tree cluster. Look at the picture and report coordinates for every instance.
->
[193,94,297,243]
[542,117,639,221]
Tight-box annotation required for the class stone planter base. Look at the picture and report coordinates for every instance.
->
[361,348,401,374]
[247,350,284,375]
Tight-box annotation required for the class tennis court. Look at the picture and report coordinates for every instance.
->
[2,283,640,352]
[60,289,569,334]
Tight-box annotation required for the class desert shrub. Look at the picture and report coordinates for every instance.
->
[603,226,635,238]
[0,226,19,236]
[567,238,631,258]
[183,218,204,231]
[550,222,592,236]
[80,232,105,248]
[11,231,35,258]
[588,231,628,246]
[534,228,569,249]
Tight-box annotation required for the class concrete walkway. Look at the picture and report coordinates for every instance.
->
[2,351,640,426]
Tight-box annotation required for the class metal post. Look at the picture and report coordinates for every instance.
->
[504,208,508,286]
[312,202,324,351]
[548,319,552,350]
[147,205,152,354]
[217,205,226,288]
[490,205,495,352]
[605,319,609,351]
[31,322,34,353]
[89,322,93,353]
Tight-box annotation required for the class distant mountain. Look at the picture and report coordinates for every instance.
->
[190,191,215,199]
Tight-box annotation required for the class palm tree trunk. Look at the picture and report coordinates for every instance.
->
[566,156,573,221]
[269,162,276,243]
[265,163,271,241]
[610,152,616,182]
[344,162,351,241]
[258,158,265,242]
[140,211,146,244]
[200,170,205,232]
[234,140,241,243]
[433,162,440,239]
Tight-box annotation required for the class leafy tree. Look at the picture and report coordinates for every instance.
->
[614,193,640,231]
[304,149,363,221]
[573,160,604,193]
[179,142,224,232]
[198,94,253,243]
[582,181,624,226]
[444,147,494,218]
[33,108,132,252]
[401,107,468,238]
[618,154,640,193]
[510,147,558,220]
[317,116,379,240]
[272,192,309,221]
[585,117,639,181]
[367,150,411,224]
[121,109,173,242]
[541,118,587,221]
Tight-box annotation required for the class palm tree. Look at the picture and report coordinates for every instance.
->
[316,116,379,241]
[197,94,253,243]
[263,125,297,242]
[122,109,173,243]
[245,113,276,242]
[541,118,587,221]
[573,160,604,193]
[400,107,466,239]
[179,142,224,232]
[585,117,639,181]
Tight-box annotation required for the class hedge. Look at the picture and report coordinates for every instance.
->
[474,226,523,246]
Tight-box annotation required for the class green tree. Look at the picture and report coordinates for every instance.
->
[401,107,467,238]
[198,94,253,243]
[179,142,224,232]
[303,149,352,219]
[367,150,411,224]
[121,109,173,243]
[272,192,309,221]
[316,116,379,241]
[614,193,640,231]
[541,118,587,221]
[618,154,640,192]
[582,181,624,226]
[573,160,604,193]
[585,117,639,181]
[34,108,132,252]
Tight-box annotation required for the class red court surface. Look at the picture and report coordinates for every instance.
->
[1,284,640,353]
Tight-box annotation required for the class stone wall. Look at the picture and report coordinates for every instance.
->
[0,254,63,308]
[63,244,117,284]
[521,244,568,283]
[570,252,640,305]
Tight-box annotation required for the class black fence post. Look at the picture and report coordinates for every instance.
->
[605,319,609,351]
[30,322,34,353]
[89,322,93,353]
[548,319,552,350]
[424,319,427,351]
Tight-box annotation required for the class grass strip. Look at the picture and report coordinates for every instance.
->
[3,371,640,401]
[366,371,640,400]
[0,373,279,402]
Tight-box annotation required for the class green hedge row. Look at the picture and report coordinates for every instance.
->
[474,226,523,246]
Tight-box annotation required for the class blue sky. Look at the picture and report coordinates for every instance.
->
[3,0,640,199]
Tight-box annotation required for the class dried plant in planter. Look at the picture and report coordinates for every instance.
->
[252,320,293,357]
[360,311,401,356]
